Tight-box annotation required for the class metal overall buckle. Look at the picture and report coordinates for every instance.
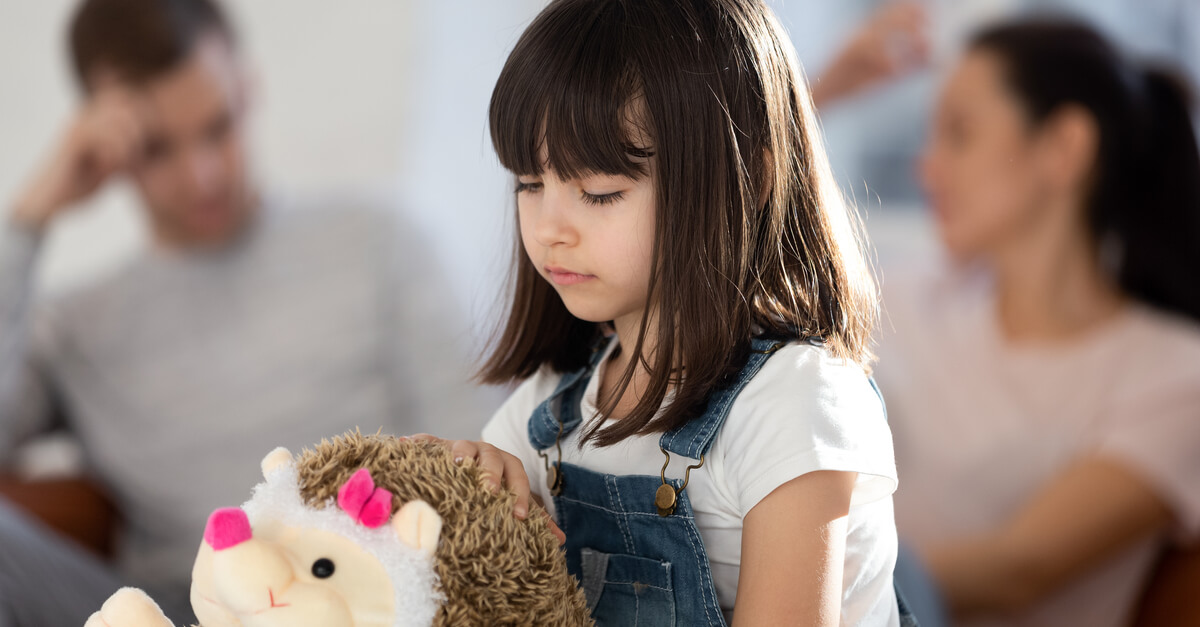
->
[655,447,704,517]
[537,415,566,496]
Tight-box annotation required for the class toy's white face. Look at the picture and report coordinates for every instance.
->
[190,519,397,627]
[188,447,443,627]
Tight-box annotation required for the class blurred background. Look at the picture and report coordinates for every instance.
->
[3,0,1197,327]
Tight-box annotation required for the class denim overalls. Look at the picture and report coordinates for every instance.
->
[528,337,918,626]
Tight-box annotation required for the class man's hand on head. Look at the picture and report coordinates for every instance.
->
[10,86,148,233]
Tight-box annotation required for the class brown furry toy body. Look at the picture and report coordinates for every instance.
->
[85,432,592,627]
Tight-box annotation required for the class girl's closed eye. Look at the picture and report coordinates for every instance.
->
[515,178,543,194]
[581,189,625,206]
[578,173,633,206]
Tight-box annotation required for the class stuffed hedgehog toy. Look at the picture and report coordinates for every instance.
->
[85,432,592,627]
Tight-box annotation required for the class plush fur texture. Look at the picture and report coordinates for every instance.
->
[294,432,593,627]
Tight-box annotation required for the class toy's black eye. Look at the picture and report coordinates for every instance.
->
[312,558,335,579]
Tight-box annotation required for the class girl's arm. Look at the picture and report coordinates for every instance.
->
[926,456,1173,619]
[733,470,857,627]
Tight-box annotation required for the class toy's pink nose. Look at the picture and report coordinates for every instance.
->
[204,507,252,551]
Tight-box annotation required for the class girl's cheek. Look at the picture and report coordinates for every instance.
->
[518,224,541,266]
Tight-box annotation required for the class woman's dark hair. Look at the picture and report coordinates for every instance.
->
[971,18,1200,323]
[69,0,235,91]
[481,0,878,446]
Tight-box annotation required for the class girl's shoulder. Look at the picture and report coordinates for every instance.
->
[746,339,881,402]
[714,340,898,512]
[748,342,887,446]
[732,338,891,451]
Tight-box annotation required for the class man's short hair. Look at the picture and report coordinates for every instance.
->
[69,0,235,90]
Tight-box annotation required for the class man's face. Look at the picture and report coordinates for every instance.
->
[109,34,254,248]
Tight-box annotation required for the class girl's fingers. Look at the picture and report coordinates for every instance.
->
[409,433,455,451]
[424,439,535,521]
[475,445,508,491]
[543,510,566,544]
[502,452,532,519]
[449,439,480,463]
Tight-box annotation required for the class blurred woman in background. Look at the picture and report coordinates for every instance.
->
[876,18,1200,627]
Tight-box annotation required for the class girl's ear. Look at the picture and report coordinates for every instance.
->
[391,500,443,556]
[260,447,293,478]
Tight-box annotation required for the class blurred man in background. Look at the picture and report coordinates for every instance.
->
[0,0,493,624]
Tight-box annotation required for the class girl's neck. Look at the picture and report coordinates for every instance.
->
[601,311,660,421]
[989,210,1125,344]
[609,312,653,373]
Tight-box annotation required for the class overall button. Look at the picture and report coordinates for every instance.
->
[655,484,677,516]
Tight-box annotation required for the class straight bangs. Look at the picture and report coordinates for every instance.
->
[489,0,650,182]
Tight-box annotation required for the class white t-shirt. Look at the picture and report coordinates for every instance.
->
[483,339,901,626]
[876,265,1200,627]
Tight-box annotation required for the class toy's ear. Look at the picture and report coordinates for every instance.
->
[260,447,293,478]
[391,500,442,556]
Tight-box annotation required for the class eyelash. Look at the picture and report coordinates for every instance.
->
[514,182,625,206]
[582,191,624,206]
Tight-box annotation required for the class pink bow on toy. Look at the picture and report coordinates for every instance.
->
[337,468,394,528]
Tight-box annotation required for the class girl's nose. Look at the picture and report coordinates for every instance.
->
[532,187,578,247]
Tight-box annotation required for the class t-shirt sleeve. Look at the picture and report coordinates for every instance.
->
[717,344,899,517]
[1094,328,1200,542]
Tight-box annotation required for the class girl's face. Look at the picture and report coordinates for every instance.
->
[516,161,656,330]
[919,51,1058,261]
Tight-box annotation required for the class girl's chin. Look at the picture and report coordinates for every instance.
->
[558,299,630,326]
[562,306,619,324]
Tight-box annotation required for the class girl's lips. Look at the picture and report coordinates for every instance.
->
[546,267,596,286]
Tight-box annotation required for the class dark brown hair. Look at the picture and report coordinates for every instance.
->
[68,0,234,90]
[482,0,878,446]
[972,18,1200,323]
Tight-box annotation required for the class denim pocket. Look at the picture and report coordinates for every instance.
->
[580,548,675,626]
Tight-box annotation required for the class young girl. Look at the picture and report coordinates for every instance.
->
[450,0,906,624]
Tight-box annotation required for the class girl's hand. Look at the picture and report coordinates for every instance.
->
[410,435,565,544]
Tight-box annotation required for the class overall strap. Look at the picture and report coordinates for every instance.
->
[657,337,797,460]
[527,341,609,450]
